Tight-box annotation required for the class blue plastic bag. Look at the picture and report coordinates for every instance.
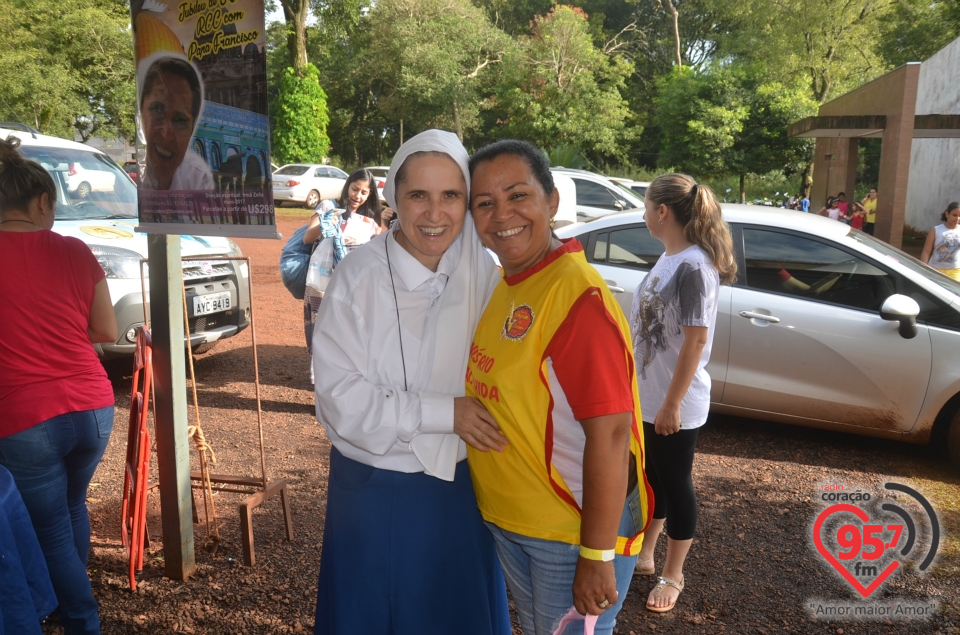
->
[279,224,313,300]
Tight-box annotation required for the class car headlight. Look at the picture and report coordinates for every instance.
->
[89,245,144,279]
[226,239,243,258]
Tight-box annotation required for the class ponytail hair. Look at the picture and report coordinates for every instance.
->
[941,202,960,223]
[646,173,738,285]
[0,135,56,218]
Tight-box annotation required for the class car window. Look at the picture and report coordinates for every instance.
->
[329,168,348,179]
[743,228,896,312]
[573,179,621,209]
[19,146,137,219]
[898,278,960,331]
[606,226,663,270]
[631,185,647,197]
[612,183,642,207]
[275,165,308,176]
[315,168,329,178]
[592,232,609,262]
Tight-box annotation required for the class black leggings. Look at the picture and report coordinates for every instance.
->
[643,421,700,541]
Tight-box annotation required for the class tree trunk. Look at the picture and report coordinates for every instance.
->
[801,162,814,197]
[453,101,464,141]
[739,173,746,204]
[280,0,309,75]
[664,0,681,69]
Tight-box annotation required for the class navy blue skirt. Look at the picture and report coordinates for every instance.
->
[315,447,511,635]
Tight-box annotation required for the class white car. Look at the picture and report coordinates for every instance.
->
[3,126,251,359]
[550,168,644,221]
[557,205,960,464]
[272,164,349,208]
[67,160,118,198]
[608,177,651,198]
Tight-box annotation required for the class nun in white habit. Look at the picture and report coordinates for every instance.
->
[312,130,511,635]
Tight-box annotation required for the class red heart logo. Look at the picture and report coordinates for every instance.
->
[813,504,900,598]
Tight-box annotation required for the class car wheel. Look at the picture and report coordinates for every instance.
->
[946,408,960,466]
[191,341,219,355]
[77,182,92,198]
[305,190,320,208]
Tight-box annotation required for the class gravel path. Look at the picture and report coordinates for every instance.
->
[48,214,960,634]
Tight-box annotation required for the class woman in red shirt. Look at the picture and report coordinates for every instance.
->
[0,135,117,635]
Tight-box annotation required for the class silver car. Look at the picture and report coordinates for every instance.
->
[557,205,960,465]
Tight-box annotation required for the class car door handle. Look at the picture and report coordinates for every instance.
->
[739,310,781,323]
[604,279,625,293]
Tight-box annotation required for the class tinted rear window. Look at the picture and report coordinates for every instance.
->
[275,165,309,176]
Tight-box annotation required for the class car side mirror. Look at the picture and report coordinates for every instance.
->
[880,294,920,339]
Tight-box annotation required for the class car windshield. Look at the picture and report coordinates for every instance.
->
[849,230,960,298]
[275,165,309,176]
[19,146,137,220]
[614,182,644,204]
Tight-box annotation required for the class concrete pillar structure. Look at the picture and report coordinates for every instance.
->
[811,137,858,213]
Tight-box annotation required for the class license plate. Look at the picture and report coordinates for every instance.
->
[193,292,231,316]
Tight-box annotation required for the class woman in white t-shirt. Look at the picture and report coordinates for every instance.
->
[630,173,737,613]
[921,202,960,281]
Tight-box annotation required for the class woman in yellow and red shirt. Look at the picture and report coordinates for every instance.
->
[465,140,652,635]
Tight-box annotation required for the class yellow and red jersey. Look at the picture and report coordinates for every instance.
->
[466,239,652,555]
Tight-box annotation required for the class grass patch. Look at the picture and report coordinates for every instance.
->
[276,205,315,221]
[909,474,960,580]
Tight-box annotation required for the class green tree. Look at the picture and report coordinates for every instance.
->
[271,65,331,164]
[878,0,960,67]
[0,0,135,141]
[364,0,511,140]
[656,66,814,201]
[491,5,636,159]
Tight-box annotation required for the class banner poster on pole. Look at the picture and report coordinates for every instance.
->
[130,0,278,239]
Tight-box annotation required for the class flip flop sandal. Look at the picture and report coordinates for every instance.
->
[646,575,684,613]
[634,557,656,576]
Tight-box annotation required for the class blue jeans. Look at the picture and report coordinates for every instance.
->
[486,488,642,635]
[0,407,114,635]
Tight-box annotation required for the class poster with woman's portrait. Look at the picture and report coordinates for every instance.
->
[130,0,276,238]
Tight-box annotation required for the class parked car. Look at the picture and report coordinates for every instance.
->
[607,176,651,198]
[550,167,644,221]
[2,126,251,359]
[557,205,960,464]
[122,161,139,184]
[67,160,117,198]
[272,164,349,208]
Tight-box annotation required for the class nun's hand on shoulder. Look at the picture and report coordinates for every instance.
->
[454,397,509,453]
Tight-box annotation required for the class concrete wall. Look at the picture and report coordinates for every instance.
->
[906,38,960,231]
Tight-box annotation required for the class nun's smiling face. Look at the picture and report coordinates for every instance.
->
[393,154,467,272]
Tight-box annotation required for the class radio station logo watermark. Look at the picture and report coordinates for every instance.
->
[807,481,940,621]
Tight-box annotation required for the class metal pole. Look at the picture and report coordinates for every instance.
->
[147,234,196,580]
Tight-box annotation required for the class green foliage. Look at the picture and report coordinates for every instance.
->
[271,65,331,164]
[878,0,960,67]
[0,0,135,141]
[543,145,587,169]
[490,6,636,159]
[655,66,814,195]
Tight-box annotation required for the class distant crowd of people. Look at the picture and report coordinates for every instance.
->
[814,188,877,235]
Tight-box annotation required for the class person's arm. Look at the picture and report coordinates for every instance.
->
[921,229,937,264]
[303,211,323,244]
[574,411,631,615]
[88,279,118,343]
[303,200,336,244]
[654,325,707,435]
[548,291,636,615]
[314,293,455,454]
